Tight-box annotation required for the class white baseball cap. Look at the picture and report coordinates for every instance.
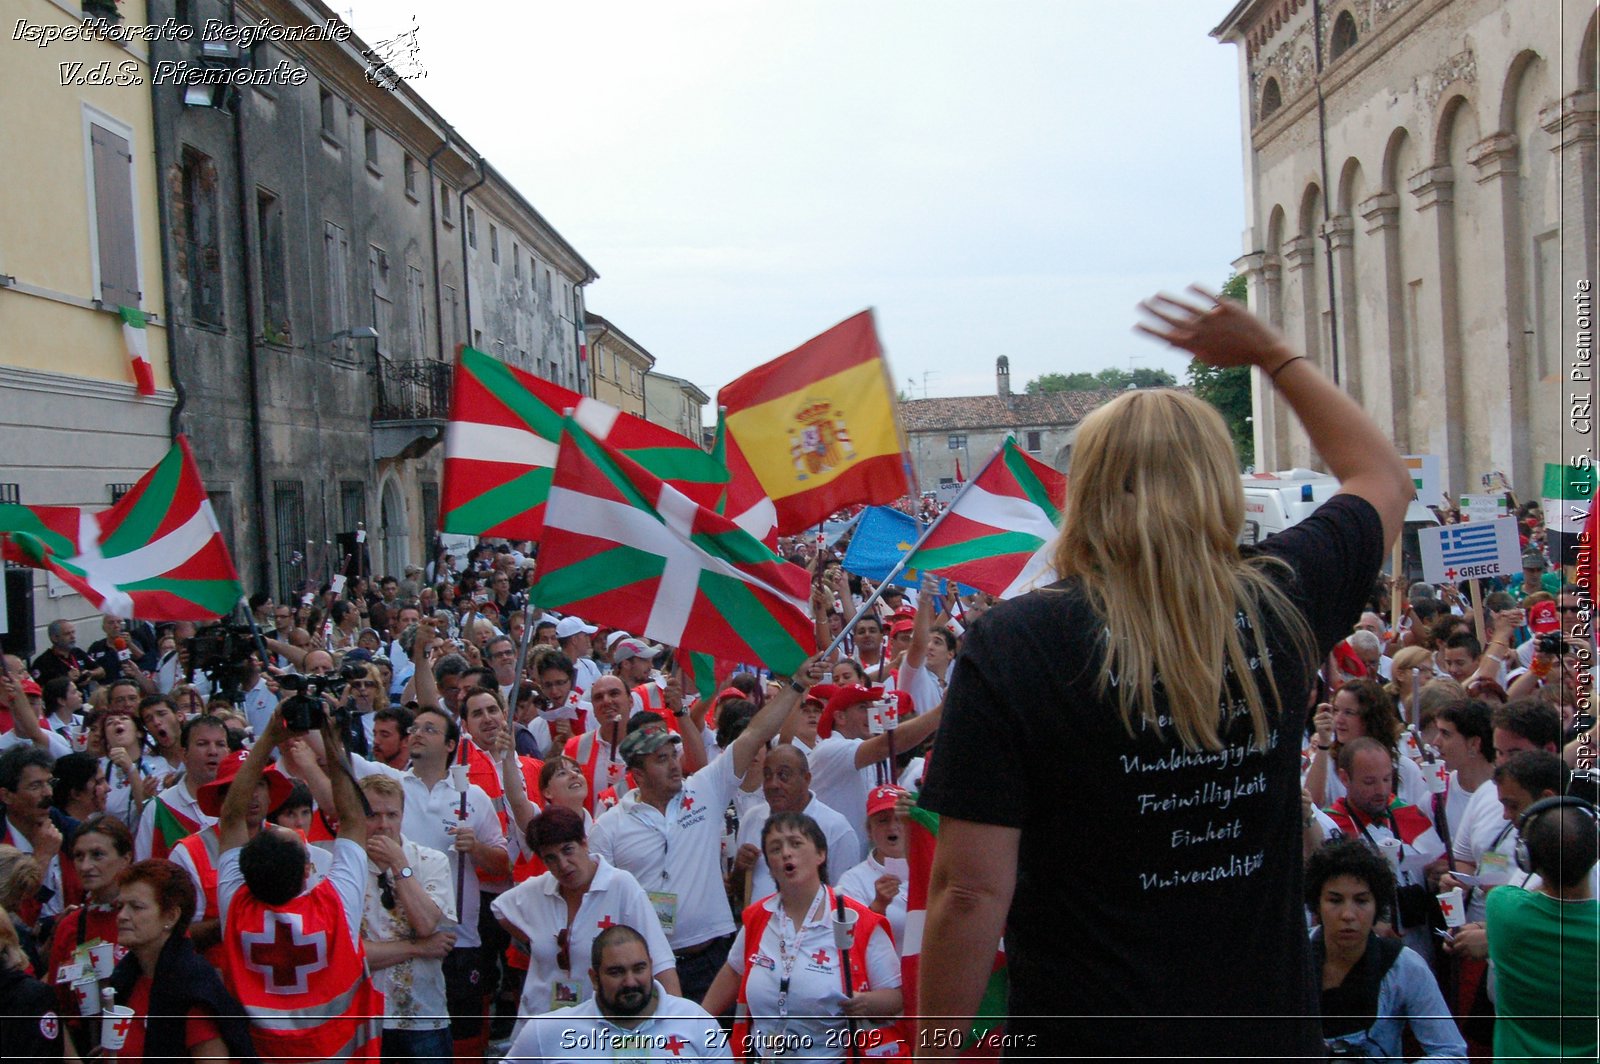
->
[555,616,598,639]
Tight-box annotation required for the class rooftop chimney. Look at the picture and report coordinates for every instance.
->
[997,355,1011,397]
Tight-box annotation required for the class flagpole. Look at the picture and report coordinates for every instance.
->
[820,437,1012,661]
[509,599,538,708]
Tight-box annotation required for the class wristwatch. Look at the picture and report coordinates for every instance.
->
[397,866,415,880]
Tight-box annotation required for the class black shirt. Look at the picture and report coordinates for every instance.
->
[920,494,1383,1060]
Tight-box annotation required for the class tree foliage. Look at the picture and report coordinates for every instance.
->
[1186,273,1254,469]
[1024,366,1177,394]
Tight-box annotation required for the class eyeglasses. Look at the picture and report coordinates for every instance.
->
[555,928,570,971]
[350,680,378,689]
[491,649,517,659]
[407,723,445,738]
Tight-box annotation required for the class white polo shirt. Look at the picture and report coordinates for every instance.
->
[503,982,730,1062]
[837,851,909,948]
[588,750,740,950]
[1452,780,1519,923]
[807,736,879,835]
[735,794,861,902]
[726,886,900,1064]
[132,777,216,862]
[353,756,507,949]
[490,856,674,1039]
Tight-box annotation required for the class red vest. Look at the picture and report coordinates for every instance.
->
[460,739,542,885]
[731,890,907,1062]
[564,730,630,815]
[221,877,384,1063]
[631,683,682,734]
[174,827,224,967]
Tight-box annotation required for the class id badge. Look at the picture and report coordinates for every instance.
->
[647,890,678,935]
[549,979,581,1010]
[611,1032,648,1064]
[1478,850,1512,883]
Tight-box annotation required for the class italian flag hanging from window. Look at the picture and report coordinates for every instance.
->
[0,437,244,620]
[118,305,156,396]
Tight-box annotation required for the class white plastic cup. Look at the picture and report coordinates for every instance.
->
[70,727,88,752]
[1400,730,1422,761]
[831,905,858,951]
[448,763,470,792]
[101,1004,136,1052]
[1376,836,1402,869]
[72,976,102,1016]
[1425,763,1450,794]
[88,942,115,978]
[1437,887,1466,928]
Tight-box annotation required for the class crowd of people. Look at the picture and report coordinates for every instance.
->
[0,291,1594,1062]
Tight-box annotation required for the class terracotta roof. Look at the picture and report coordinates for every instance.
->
[899,389,1124,432]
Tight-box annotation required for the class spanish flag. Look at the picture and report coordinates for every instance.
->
[718,310,911,535]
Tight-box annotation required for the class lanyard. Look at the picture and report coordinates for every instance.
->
[773,888,829,1021]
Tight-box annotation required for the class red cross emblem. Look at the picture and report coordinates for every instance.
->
[596,915,616,930]
[1439,899,1454,917]
[111,1015,133,1040]
[664,1035,688,1056]
[811,949,831,966]
[1444,567,1458,581]
[681,796,695,811]
[241,911,329,995]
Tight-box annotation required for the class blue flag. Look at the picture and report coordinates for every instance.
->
[840,506,976,596]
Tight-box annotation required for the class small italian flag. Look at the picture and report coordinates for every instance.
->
[118,305,156,396]
[150,797,201,860]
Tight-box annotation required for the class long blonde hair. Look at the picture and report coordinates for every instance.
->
[1051,390,1315,751]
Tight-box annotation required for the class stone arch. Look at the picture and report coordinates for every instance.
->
[1261,77,1283,119]
[1432,93,1477,165]
[1380,126,1412,194]
[1496,49,1546,133]
[378,473,409,578]
[1329,9,1358,62]
[1336,156,1365,214]
[1297,181,1322,238]
[1266,203,1287,251]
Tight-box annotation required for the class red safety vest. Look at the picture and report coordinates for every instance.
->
[630,683,682,734]
[174,827,224,967]
[731,890,907,1062]
[460,740,542,885]
[221,878,384,1063]
[564,730,631,815]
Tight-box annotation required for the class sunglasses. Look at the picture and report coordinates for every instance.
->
[556,927,570,971]
[379,872,396,911]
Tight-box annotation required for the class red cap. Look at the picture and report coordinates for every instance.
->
[1528,600,1561,635]
[866,785,909,817]
[802,683,835,708]
[19,677,41,697]
[889,619,915,639]
[818,684,880,738]
[713,687,747,706]
[198,750,295,818]
[1331,641,1367,679]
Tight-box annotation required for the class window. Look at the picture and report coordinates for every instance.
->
[489,225,499,264]
[363,121,379,169]
[273,481,305,601]
[88,118,140,309]
[440,181,452,224]
[368,244,391,355]
[420,482,439,553]
[1329,11,1358,61]
[540,267,551,301]
[340,481,366,535]
[257,189,289,342]
[1026,430,1042,452]
[107,483,134,503]
[324,221,350,349]
[947,435,966,450]
[181,146,223,326]
[939,477,955,489]
[319,88,337,137]
[444,284,460,352]
[0,484,19,505]
[207,489,236,563]
[513,242,520,279]
[466,206,476,248]
[473,328,482,348]
[1260,77,1282,119]
[406,264,425,358]
[403,153,417,196]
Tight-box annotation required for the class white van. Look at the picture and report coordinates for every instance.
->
[1241,469,1439,580]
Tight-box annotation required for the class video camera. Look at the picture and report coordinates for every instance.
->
[185,623,258,703]
[277,664,367,732]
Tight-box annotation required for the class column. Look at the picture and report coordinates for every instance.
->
[1358,191,1409,450]
[1405,164,1467,495]
[1464,131,1526,491]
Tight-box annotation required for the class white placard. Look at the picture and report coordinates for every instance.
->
[329,573,347,595]
[1417,517,1521,583]
[1403,454,1441,506]
[1458,493,1507,523]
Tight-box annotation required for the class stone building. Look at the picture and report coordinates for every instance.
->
[145,0,596,598]
[0,0,178,651]
[585,311,655,418]
[1212,0,1596,498]
[899,357,1118,489]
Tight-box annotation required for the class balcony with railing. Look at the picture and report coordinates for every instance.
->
[371,355,452,461]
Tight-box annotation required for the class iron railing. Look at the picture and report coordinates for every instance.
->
[372,356,451,421]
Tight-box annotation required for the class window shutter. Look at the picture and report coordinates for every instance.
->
[91,123,140,308]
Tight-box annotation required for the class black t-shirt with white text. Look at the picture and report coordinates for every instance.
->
[920,493,1384,1059]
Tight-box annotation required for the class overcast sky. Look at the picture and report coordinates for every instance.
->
[341,1,1247,406]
